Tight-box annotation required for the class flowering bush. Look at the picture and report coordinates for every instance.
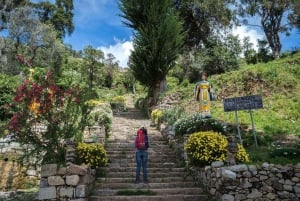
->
[174,113,225,136]
[7,70,86,165]
[76,142,108,168]
[236,144,250,163]
[85,99,113,135]
[110,95,126,111]
[151,109,163,125]
[185,131,228,166]
[185,131,251,166]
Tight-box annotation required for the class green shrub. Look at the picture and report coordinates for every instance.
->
[76,142,108,168]
[85,100,113,135]
[110,95,126,111]
[270,148,300,159]
[162,106,186,125]
[151,109,163,125]
[185,131,250,166]
[174,113,225,136]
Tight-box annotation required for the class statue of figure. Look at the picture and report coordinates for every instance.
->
[194,72,213,118]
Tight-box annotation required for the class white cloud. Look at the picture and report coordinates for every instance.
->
[232,26,264,50]
[99,39,133,68]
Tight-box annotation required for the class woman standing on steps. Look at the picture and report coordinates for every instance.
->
[135,127,149,184]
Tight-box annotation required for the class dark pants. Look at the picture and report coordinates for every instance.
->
[136,150,148,181]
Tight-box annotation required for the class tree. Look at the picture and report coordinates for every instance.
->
[33,0,74,39]
[173,0,234,49]
[3,7,66,75]
[239,0,296,59]
[0,0,28,31]
[82,45,104,94]
[120,0,184,106]
[104,53,119,88]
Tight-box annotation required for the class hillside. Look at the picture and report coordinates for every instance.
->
[162,53,300,136]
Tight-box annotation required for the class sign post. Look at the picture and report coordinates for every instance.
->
[224,95,263,147]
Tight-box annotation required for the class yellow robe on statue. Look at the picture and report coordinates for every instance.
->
[195,80,211,118]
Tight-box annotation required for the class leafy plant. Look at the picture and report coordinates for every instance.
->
[185,131,228,166]
[185,131,250,166]
[76,143,108,168]
[110,95,126,111]
[85,100,113,135]
[162,106,186,125]
[174,114,225,136]
[7,70,87,165]
[236,144,250,163]
[270,148,300,159]
[151,109,163,125]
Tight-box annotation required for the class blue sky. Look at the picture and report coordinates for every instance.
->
[7,0,300,67]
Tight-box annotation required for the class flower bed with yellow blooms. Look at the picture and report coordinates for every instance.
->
[76,143,108,168]
[185,131,249,166]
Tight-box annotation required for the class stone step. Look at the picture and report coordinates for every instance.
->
[93,187,204,197]
[108,158,178,164]
[89,194,208,201]
[95,181,197,189]
[101,167,186,173]
[97,176,193,183]
[104,172,187,178]
[106,162,178,168]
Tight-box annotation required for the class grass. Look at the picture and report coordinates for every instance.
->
[116,189,157,196]
[163,52,300,137]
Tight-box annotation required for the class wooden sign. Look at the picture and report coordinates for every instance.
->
[224,95,263,112]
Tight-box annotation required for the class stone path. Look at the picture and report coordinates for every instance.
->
[89,96,208,201]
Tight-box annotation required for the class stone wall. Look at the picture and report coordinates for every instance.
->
[193,162,300,201]
[38,164,95,201]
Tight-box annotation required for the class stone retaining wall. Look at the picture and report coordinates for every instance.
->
[192,162,300,201]
[38,164,95,201]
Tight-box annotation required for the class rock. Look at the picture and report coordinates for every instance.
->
[79,174,94,185]
[66,175,80,186]
[38,187,56,200]
[48,176,65,186]
[230,164,248,172]
[41,164,57,177]
[262,162,270,169]
[283,184,293,192]
[57,167,67,175]
[76,185,88,198]
[242,171,252,178]
[222,169,236,180]
[221,194,235,201]
[291,177,300,183]
[212,161,224,168]
[59,187,74,198]
[277,191,290,199]
[26,169,37,176]
[235,194,246,200]
[70,199,87,201]
[67,164,88,175]
[294,186,300,194]
[40,178,49,188]
[266,193,277,200]
[242,181,252,188]
[247,188,262,199]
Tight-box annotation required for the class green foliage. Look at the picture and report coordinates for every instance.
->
[7,71,87,165]
[120,0,184,105]
[270,147,300,160]
[76,142,108,168]
[150,109,163,125]
[85,100,113,135]
[0,74,21,121]
[185,131,228,166]
[162,106,187,125]
[174,114,225,136]
[110,95,126,111]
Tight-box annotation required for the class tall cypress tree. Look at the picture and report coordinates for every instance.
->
[119,0,184,106]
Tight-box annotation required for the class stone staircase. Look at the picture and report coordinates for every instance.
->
[89,97,208,201]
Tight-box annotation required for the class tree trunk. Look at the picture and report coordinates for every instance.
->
[148,77,168,107]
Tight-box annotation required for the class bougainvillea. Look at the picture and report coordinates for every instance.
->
[7,69,86,165]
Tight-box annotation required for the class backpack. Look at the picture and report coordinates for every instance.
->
[135,127,149,150]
